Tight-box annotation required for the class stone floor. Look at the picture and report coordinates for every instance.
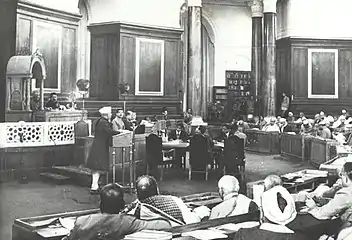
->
[0,153,313,240]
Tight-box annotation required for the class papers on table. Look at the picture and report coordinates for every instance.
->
[36,227,70,238]
[211,221,260,232]
[59,217,76,231]
[29,217,59,228]
[182,229,228,240]
[123,230,172,240]
[214,142,224,148]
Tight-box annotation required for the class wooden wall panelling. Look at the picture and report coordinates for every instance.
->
[61,27,77,93]
[119,35,135,96]
[34,22,61,90]
[137,39,163,93]
[276,46,291,111]
[164,40,180,97]
[16,17,32,55]
[292,47,308,98]
[90,36,108,98]
[106,34,120,99]
[338,49,352,99]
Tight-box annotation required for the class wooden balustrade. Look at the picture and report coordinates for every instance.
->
[309,138,339,167]
[244,129,280,154]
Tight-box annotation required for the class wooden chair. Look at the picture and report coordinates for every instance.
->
[223,135,245,182]
[189,134,212,180]
[146,134,175,181]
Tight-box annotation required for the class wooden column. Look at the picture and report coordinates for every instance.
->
[187,0,203,117]
[0,0,18,122]
[250,0,263,116]
[262,0,277,117]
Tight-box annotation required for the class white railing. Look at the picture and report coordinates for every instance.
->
[0,120,91,148]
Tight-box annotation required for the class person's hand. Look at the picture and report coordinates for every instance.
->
[193,206,211,219]
[305,198,316,209]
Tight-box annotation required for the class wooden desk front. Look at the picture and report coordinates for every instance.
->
[33,110,88,122]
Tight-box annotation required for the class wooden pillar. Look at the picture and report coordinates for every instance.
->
[0,0,18,122]
[187,0,203,117]
[250,0,263,117]
[262,0,277,117]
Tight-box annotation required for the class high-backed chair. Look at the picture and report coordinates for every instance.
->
[223,135,245,181]
[146,134,175,180]
[189,134,212,180]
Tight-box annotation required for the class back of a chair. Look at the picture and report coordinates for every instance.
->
[146,134,163,165]
[224,135,245,165]
[190,134,211,167]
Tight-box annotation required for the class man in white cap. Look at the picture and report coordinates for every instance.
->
[234,186,309,240]
[300,119,313,135]
[209,175,258,219]
[87,106,120,194]
[317,120,331,139]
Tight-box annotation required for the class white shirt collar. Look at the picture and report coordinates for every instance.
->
[260,223,294,234]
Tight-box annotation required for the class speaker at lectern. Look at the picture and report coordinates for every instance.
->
[112,131,132,148]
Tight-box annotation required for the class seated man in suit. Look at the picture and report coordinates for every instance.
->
[210,175,258,219]
[45,92,64,110]
[131,175,210,226]
[63,183,170,240]
[168,122,188,142]
[123,110,136,131]
[216,123,230,142]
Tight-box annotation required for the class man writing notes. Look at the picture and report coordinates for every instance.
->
[87,107,120,194]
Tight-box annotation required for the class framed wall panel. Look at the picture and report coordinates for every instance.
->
[61,27,76,93]
[135,38,164,96]
[32,21,62,92]
[308,49,338,99]
[16,17,31,55]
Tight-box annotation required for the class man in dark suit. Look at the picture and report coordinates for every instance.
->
[45,92,61,110]
[216,123,230,142]
[168,123,188,142]
[123,111,136,131]
[87,106,120,194]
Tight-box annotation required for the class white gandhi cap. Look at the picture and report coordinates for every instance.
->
[99,106,112,115]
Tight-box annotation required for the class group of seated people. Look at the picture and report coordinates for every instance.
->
[63,162,352,240]
[229,109,352,144]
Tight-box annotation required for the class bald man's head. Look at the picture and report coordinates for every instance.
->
[218,175,240,199]
[264,174,283,191]
[136,175,159,201]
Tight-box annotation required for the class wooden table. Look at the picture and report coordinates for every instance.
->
[12,209,99,240]
[167,211,260,239]
[281,169,328,193]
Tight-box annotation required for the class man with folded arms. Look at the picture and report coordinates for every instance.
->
[63,183,170,240]
[210,175,258,219]
[131,175,210,226]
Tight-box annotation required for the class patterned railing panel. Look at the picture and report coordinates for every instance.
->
[0,121,76,148]
[46,122,75,146]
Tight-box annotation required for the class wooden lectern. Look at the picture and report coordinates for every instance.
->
[111,131,135,192]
